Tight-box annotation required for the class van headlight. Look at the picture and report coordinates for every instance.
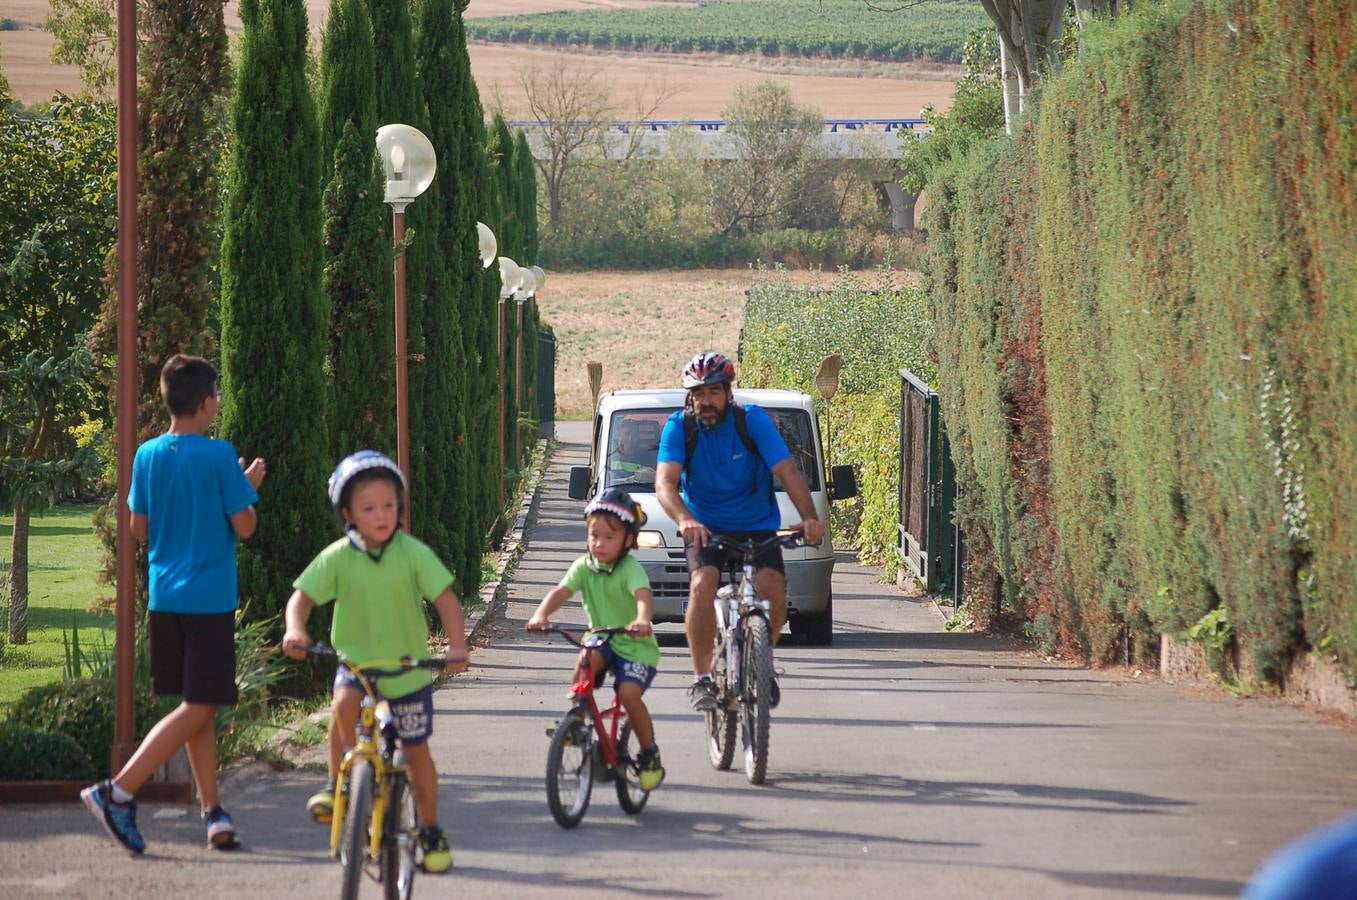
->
[636,530,664,548]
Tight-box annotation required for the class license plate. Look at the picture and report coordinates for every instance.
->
[681,599,689,615]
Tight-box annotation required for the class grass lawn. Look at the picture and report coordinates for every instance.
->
[0,503,111,709]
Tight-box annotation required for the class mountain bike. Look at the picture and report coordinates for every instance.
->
[526,625,652,828]
[307,646,445,900]
[705,531,803,785]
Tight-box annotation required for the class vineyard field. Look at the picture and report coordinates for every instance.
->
[467,0,989,64]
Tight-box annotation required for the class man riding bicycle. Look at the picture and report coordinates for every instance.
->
[655,352,826,712]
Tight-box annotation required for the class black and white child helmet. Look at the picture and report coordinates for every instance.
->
[584,487,646,533]
[328,451,407,551]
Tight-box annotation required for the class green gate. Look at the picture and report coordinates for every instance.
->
[899,369,961,599]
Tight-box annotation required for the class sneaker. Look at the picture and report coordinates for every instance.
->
[769,676,781,709]
[306,784,335,824]
[637,745,665,791]
[419,825,453,873]
[203,805,240,849]
[687,677,719,712]
[80,780,146,855]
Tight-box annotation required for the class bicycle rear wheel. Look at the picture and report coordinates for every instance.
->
[614,719,650,814]
[381,767,418,900]
[546,710,594,828]
[707,636,738,770]
[741,614,773,784]
[340,759,374,900]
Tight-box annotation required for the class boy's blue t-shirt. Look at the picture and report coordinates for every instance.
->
[129,433,259,614]
[656,403,791,532]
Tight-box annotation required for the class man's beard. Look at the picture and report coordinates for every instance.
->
[694,400,724,426]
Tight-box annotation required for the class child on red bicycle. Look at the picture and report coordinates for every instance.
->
[526,488,665,790]
[281,451,469,874]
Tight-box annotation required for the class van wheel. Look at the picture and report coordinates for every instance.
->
[790,593,833,645]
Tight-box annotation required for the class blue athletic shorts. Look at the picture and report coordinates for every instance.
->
[333,665,435,746]
[591,643,657,693]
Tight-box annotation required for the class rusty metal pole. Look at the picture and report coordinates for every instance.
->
[112,0,138,774]
[514,296,525,466]
[392,208,411,532]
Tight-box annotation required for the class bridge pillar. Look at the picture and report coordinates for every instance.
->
[874,181,917,233]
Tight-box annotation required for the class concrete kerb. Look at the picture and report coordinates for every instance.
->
[467,437,552,648]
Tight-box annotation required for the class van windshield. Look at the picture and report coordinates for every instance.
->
[603,407,820,493]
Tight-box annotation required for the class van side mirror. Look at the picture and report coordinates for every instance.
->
[568,465,592,501]
[829,464,857,501]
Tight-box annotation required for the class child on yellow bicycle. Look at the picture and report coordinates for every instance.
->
[281,451,469,874]
[526,488,665,790]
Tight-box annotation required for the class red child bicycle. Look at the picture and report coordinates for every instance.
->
[526,625,652,828]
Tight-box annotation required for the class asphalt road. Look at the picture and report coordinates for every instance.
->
[2,422,1355,899]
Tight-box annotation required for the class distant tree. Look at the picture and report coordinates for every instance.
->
[319,0,394,458]
[898,29,1004,195]
[219,0,331,623]
[707,79,822,237]
[518,61,613,231]
[0,98,115,642]
[45,0,120,95]
[0,45,11,102]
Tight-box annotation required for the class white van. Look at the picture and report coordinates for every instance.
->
[568,388,857,644]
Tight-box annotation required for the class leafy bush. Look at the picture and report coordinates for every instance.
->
[5,677,168,779]
[741,265,934,562]
[0,723,96,781]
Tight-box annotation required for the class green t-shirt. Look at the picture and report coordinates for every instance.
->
[562,554,660,668]
[294,531,455,698]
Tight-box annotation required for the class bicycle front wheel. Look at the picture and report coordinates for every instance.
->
[340,759,374,900]
[381,769,418,900]
[741,614,774,784]
[707,633,738,770]
[546,711,594,828]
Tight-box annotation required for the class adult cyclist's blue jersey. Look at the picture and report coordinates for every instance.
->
[657,403,791,532]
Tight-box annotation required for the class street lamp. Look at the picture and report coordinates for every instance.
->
[377,124,436,532]
[476,222,497,269]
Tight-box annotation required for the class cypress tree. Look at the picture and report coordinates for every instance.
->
[445,1,498,591]
[514,128,540,265]
[86,0,230,598]
[219,0,331,622]
[411,0,470,587]
[320,0,394,458]
[490,114,522,258]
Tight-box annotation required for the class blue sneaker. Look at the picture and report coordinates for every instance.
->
[80,780,146,854]
[203,805,240,849]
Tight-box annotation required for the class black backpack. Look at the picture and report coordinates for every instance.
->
[682,403,767,498]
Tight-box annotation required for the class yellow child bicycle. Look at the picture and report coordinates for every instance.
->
[307,645,444,900]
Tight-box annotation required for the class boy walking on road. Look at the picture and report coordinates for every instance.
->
[82,354,266,854]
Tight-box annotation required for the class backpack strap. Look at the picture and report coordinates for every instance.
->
[682,403,762,495]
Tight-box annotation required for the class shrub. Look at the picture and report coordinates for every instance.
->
[6,678,168,779]
[0,723,96,781]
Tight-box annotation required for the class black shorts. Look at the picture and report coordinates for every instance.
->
[149,611,239,706]
[686,530,785,578]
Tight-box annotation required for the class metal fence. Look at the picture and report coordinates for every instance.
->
[536,331,556,435]
[898,369,962,601]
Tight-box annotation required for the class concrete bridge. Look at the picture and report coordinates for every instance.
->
[509,117,928,230]
[508,117,930,161]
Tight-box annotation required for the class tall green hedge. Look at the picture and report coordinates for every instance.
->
[926,0,1356,681]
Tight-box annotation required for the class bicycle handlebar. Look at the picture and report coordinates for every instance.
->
[708,530,805,557]
[524,625,631,649]
[305,643,448,679]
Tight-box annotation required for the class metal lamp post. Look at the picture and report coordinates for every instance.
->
[496,256,523,506]
[376,124,436,532]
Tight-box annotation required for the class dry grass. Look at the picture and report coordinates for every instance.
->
[5,0,956,118]
[540,267,836,418]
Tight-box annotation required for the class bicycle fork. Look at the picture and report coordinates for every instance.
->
[716,562,771,705]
